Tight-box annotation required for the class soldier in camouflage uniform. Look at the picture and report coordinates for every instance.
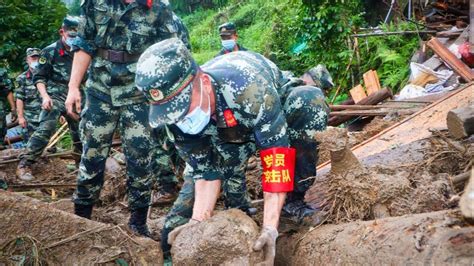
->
[135,39,330,262]
[148,11,191,206]
[15,48,43,141]
[66,0,189,236]
[0,68,17,147]
[216,22,247,56]
[16,17,83,181]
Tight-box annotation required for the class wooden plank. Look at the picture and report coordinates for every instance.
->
[426,37,474,81]
[349,84,367,103]
[329,88,393,126]
[316,83,474,176]
[363,70,381,96]
[423,29,469,71]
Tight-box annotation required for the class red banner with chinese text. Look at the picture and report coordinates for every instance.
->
[260,147,296,192]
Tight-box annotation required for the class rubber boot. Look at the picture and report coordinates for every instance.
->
[282,193,319,224]
[128,207,151,237]
[74,204,93,219]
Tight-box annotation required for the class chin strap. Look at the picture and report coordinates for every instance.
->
[259,147,296,192]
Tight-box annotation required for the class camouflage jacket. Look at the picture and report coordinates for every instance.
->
[15,70,41,121]
[78,0,190,106]
[169,51,290,180]
[216,43,247,57]
[33,40,74,100]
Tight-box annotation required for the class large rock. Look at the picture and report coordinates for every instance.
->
[171,209,264,265]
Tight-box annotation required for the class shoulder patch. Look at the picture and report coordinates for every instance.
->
[39,56,47,65]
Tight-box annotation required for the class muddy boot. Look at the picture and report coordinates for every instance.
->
[74,204,93,219]
[128,207,151,237]
[16,163,34,181]
[282,199,318,224]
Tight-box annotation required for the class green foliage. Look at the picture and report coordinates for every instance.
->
[357,23,420,91]
[0,0,68,72]
[181,0,420,97]
[68,0,81,16]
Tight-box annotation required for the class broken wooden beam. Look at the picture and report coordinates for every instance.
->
[329,109,417,117]
[447,106,474,139]
[329,88,393,126]
[9,183,77,190]
[426,37,474,82]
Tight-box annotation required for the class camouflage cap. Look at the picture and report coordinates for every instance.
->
[136,38,198,128]
[26,48,41,57]
[307,64,334,90]
[62,16,80,36]
[218,22,237,36]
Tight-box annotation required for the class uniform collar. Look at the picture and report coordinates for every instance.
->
[56,39,69,57]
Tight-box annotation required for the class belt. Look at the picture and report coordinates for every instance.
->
[97,48,141,63]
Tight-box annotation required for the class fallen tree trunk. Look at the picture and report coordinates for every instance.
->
[328,88,393,126]
[276,210,474,265]
[447,106,474,139]
[0,191,162,265]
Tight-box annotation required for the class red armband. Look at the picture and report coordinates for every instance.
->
[260,147,296,192]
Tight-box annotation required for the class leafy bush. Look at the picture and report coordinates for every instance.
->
[0,0,68,72]
[181,0,420,99]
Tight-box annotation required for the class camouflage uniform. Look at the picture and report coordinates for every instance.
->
[18,40,83,167]
[135,41,329,254]
[15,70,42,140]
[0,69,12,143]
[72,0,189,219]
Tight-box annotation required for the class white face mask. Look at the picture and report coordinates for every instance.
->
[30,61,39,69]
[176,78,211,135]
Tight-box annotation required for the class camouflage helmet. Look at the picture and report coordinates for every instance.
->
[136,38,198,128]
[62,16,80,37]
[26,48,41,57]
[307,64,334,90]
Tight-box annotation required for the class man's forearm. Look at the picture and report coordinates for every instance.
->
[69,50,92,91]
[16,100,25,118]
[263,192,286,229]
[36,83,49,99]
[7,92,15,110]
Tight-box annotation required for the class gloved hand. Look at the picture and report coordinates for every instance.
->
[253,225,279,266]
[167,219,199,245]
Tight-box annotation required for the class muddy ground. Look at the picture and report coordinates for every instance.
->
[0,113,472,264]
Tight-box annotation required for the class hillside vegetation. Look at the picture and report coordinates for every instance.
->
[178,0,420,102]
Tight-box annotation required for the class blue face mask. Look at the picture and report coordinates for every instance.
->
[65,37,76,48]
[222,39,236,50]
[176,79,211,135]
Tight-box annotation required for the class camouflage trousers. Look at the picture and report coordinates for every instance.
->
[19,97,81,165]
[151,128,179,190]
[73,94,155,210]
[21,113,40,142]
[161,85,329,253]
